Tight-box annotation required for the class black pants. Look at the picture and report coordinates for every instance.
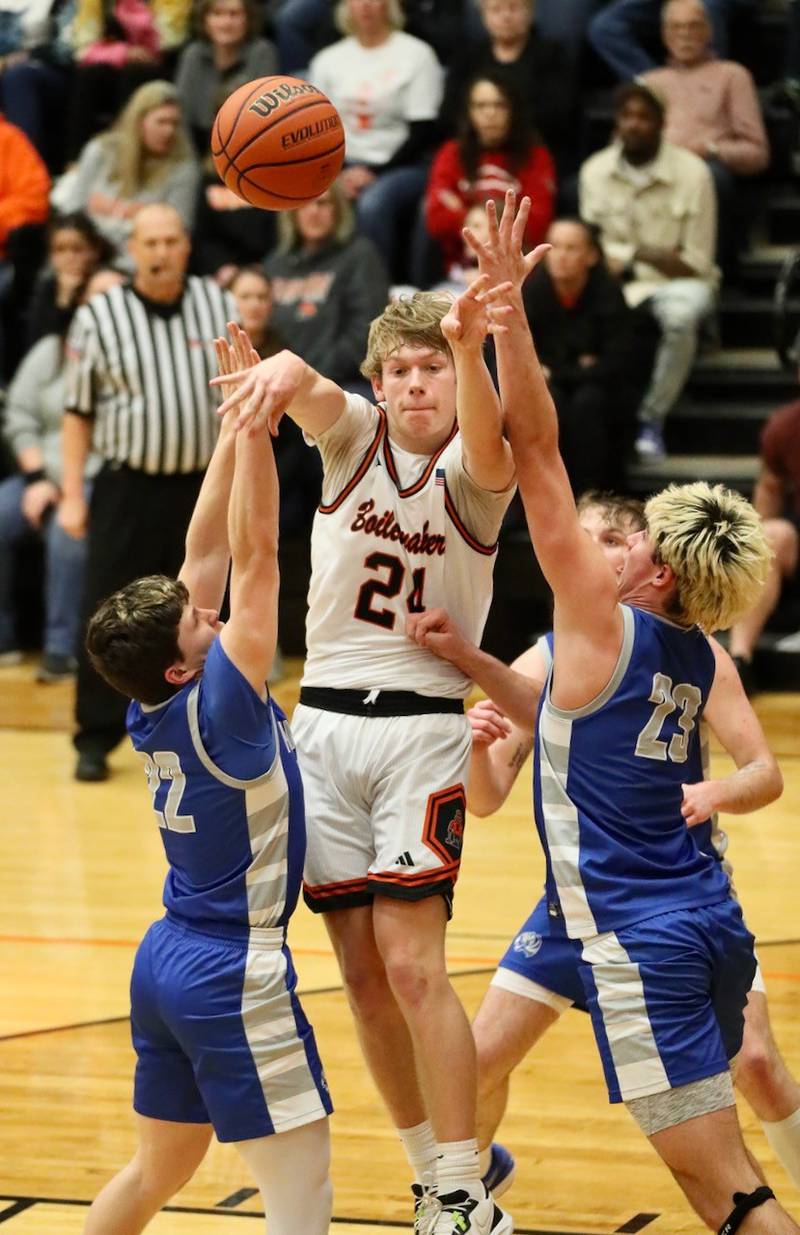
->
[74,464,204,757]
[550,378,638,495]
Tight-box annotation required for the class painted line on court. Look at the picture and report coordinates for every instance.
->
[0,1195,609,1233]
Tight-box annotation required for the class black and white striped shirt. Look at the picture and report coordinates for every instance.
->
[65,277,236,475]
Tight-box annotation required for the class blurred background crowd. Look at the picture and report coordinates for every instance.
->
[1,0,799,747]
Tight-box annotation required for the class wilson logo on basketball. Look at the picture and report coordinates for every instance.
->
[248,80,320,118]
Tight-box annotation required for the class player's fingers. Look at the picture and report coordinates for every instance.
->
[524,243,552,275]
[477,280,514,304]
[499,188,517,240]
[464,272,490,300]
[485,196,500,243]
[462,225,486,261]
[210,366,250,389]
[509,194,531,249]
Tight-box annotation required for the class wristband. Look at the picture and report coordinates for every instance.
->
[22,468,47,486]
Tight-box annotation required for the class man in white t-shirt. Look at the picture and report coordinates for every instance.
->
[212,272,534,1233]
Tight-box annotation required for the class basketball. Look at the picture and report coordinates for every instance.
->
[211,75,346,211]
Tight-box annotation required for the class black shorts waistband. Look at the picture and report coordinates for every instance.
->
[299,686,465,717]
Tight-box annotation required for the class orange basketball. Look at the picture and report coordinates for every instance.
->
[211,75,346,211]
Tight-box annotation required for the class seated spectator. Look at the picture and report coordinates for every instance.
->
[229,266,284,359]
[25,210,114,349]
[52,80,199,270]
[0,0,74,172]
[264,179,389,388]
[272,0,468,76]
[641,0,768,269]
[0,321,100,677]
[523,217,642,493]
[438,0,573,166]
[66,0,192,161]
[579,83,718,462]
[588,0,752,81]
[425,71,555,278]
[175,0,277,160]
[308,0,443,278]
[728,392,800,693]
[0,110,50,380]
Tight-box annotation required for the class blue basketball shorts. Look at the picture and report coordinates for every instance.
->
[578,898,756,1104]
[493,894,587,1012]
[130,915,333,1141]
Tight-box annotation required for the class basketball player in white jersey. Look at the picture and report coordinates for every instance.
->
[443,189,796,1234]
[213,274,530,1233]
[411,491,800,1203]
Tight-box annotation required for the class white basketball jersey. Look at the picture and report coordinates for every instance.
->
[302,397,508,696]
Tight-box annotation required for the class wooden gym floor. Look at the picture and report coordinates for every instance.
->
[1,656,798,1234]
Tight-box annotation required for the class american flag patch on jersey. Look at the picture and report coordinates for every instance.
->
[435,468,445,487]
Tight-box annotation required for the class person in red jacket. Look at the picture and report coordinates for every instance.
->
[425,70,556,274]
[0,112,51,378]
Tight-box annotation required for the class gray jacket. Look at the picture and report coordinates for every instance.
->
[3,334,100,484]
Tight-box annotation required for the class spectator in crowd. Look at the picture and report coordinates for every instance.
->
[0,0,74,172]
[175,0,277,160]
[57,202,235,782]
[190,181,277,282]
[66,0,191,160]
[264,179,389,389]
[641,0,768,268]
[53,80,199,271]
[579,83,718,462]
[438,0,574,166]
[229,266,283,359]
[588,0,753,81]
[728,394,800,693]
[308,0,443,277]
[521,216,643,493]
[0,110,50,379]
[25,210,113,349]
[425,71,555,279]
[0,319,100,678]
[272,0,470,76]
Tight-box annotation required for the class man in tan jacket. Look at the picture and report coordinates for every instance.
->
[579,82,718,462]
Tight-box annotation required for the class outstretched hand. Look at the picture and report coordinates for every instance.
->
[210,325,308,436]
[213,321,260,406]
[440,273,514,350]
[464,190,550,291]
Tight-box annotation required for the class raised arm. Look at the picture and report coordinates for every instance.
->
[681,638,783,825]
[211,327,347,440]
[440,274,514,492]
[178,329,258,611]
[468,192,622,705]
[218,377,281,696]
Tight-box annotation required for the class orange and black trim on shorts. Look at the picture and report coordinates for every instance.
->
[303,875,371,914]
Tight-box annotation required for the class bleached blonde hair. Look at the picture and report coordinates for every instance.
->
[335,0,404,36]
[644,482,772,632]
[360,291,452,380]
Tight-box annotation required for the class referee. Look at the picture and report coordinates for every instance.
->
[57,203,236,782]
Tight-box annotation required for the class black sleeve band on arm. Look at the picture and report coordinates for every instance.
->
[718,1187,775,1235]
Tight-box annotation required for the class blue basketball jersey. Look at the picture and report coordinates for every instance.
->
[534,605,730,939]
[127,637,306,937]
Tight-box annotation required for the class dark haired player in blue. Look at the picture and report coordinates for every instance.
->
[82,326,333,1235]
[413,191,798,1235]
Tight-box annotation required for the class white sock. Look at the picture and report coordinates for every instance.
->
[437,1137,482,1199]
[398,1119,438,1184]
[478,1146,492,1176]
[763,1108,800,1188]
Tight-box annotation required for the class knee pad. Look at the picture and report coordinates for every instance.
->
[718,1186,775,1235]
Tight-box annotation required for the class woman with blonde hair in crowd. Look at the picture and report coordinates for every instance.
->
[53,80,199,268]
[308,0,443,276]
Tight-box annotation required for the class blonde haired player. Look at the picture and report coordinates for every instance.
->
[212,271,533,1234]
[443,188,795,1235]
[412,492,800,1205]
